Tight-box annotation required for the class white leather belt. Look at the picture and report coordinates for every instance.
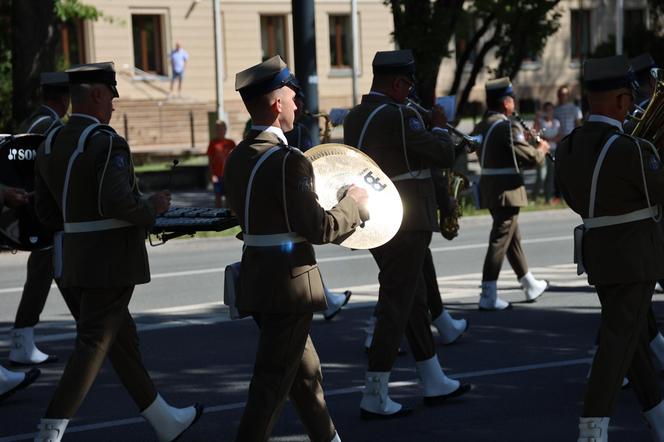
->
[243,232,306,247]
[481,167,519,176]
[582,206,658,229]
[390,169,432,182]
[64,218,132,233]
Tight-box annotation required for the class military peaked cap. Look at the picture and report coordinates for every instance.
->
[40,72,69,87]
[67,62,119,98]
[583,55,639,92]
[485,77,514,101]
[630,53,657,75]
[372,50,415,79]
[235,55,299,101]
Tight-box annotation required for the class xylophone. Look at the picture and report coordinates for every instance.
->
[151,207,238,244]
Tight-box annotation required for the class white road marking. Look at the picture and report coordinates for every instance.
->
[0,357,591,441]
[0,236,570,295]
[0,263,589,345]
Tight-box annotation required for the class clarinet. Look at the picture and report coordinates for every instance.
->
[513,113,555,162]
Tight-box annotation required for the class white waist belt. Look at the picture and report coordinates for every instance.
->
[481,167,519,176]
[64,218,133,233]
[390,169,432,182]
[243,232,307,247]
[582,206,658,229]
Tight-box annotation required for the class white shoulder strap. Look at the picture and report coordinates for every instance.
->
[61,123,101,223]
[480,118,506,168]
[26,116,51,134]
[588,134,620,218]
[244,146,281,234]
[44,126,63,155]
[357,104,389,149]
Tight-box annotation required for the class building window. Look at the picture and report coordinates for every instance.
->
[132,14,165,74]
[624,9,645,30]
[57,19,86,67]
[329,15,351,68]
[260,15,287,62]
[570,9,591,60]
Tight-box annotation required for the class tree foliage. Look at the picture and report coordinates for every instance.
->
[383,0,561,120]
[384,0,465,107]
[449,0,561,118]
[5,0,102,131]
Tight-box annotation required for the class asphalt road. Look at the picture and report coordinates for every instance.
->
[0,208,660,441]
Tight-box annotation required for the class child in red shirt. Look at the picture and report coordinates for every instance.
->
[207,121,236,208]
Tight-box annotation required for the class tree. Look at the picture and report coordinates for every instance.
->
[384,0,465,108]
[8,0,102,131]
[449,0,561,118]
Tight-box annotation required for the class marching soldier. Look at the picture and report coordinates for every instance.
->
[556,55,664,441]
[344,49,470,419]
[0,183,41,403]
[32,62,202,442]
[225,55,369,442]
[284,88,353,321]
[472,78,549,310]
[7,72,69,366]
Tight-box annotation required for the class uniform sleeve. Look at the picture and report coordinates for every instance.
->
[284,151,365,244]
[510,122,545,168]
[34,162,63,231]
[95,133,156,226]
[636,138,664,205]
[401,107,455,169]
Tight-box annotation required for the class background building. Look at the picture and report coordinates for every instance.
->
[63,0,652,147]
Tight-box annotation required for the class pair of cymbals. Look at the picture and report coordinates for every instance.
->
[304,143,403,250]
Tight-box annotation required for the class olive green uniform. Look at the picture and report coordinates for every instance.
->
[472,112,545,282]
[13,106,63,331]
[224,129,365,442]
[555,117,664,416]
[344,93,455,371]
[34,114,158,418]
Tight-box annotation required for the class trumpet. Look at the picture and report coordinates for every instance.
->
[405,98,480,153]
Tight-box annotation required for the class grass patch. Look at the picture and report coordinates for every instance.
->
[135,155,208,173]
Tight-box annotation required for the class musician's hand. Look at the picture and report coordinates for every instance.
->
[150,190,172,215]
[537,139,551,154]
[211,175,219,184]
[346,185,370,222]
[3,187,29,208]
[430,105,448,129]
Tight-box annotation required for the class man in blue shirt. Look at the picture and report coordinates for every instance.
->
[169,42,189,96]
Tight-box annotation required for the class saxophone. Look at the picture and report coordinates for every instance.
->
[440,170,470,240]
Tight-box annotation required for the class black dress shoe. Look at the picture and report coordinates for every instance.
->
[10,354,59,366]
[360,406,413,421]
[173,403,205,441]
[0,367,41,403]
[324,291,353,321]
[423,383,473,406]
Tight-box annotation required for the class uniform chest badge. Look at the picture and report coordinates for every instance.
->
[408,117,424,132]
[112,154,127,170]
[298,176,312,192]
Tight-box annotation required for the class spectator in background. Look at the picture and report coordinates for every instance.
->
[533,102,561,203]
[207,121,235,208]
[552,85,582,203]
[169,42,189,97]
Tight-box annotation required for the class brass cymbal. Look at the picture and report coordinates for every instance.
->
[304,143,403,249]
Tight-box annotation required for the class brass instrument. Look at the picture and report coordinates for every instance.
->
[304,111,333,143]
[440,170,469,241]
[630,68,664,149]
[405,98,481,153]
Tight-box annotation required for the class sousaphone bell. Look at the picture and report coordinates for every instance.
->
[304,143,403,249]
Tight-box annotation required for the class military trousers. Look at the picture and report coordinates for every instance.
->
[368,230,436,371]
[14,248,54,328]
[482,207,528,282]
[236,312,335,442]
[423,247,444,320]
[584,282,661,416]
[45,286,157,418]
